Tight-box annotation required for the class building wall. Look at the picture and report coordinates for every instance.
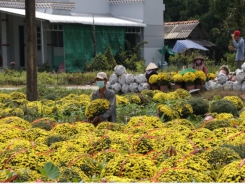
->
[110,3,144,20]
[143,0,165,65]
[71,0,110,14]
[110,0,165,65]
[8,15,23,68]
[6,15,46,68]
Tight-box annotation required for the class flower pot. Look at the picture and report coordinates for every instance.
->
[195,84,203,90]
[173,83,183,90]
[185,84,195,91]
[160,85,168,92]
[150,84,159,90]
[195,79,204,90]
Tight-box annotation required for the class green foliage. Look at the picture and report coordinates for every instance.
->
[169,53,193,69]
[104,47,117,70]
[188,98,209,115]
[115,41,147,72]
[46,135,66,147]
[38,162,60,181]
[86,53,110,71]
[224,52,236,72]
[59,168,82,182]
[32,121,53,131]
[221,144,245,159]
[209,99,238,116]
[203,120,231,131]
[38,62,52,72]
[200,147,241,169]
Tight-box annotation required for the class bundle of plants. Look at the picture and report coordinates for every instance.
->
[85,99,110,121]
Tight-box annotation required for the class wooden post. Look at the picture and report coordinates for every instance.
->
[25,0,38,101]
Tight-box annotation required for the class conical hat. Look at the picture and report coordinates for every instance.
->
[146,62,158,71]
[193,56,204,61]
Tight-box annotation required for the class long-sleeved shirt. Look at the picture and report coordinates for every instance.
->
[232,37,244,61]
[91,88,116,122]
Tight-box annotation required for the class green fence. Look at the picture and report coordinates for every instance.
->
[63,24,125,72]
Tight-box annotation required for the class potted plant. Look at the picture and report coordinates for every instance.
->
[195,70,207,89]
[149,74,160,90]
[171,73,184,90]
[157,72,171,92]
[182,72,196,91]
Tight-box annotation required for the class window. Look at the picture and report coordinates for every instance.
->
[36,27,41,50]
[53,31,64,47]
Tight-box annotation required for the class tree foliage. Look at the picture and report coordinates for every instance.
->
[164,0,245,61]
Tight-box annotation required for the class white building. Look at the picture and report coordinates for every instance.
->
[0,0,165,72]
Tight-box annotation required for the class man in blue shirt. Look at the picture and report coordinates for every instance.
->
[228,30,244,69]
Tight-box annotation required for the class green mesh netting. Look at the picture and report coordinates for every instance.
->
[63,24,125,72]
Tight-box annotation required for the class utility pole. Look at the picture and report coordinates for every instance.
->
[25,0,38,101]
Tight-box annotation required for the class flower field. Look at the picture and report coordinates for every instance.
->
[0,89,245,182]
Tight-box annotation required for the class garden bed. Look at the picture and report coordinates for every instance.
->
[0,88,245,182]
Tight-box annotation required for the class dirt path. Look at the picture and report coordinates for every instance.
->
[0,85,99,91]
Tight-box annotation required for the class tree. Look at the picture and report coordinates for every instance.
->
[25,0,38,101]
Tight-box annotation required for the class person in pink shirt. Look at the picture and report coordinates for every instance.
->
[192,56,207,76]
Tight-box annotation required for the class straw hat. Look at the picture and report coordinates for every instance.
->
[146,62,158,71]
[193,56,204,61]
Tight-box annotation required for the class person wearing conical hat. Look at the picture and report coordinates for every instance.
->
[145,62,159,83]
[192,55,207,76]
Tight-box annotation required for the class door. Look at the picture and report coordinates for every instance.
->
[19,26,25,67]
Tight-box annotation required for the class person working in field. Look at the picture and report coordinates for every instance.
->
[90,72,116,126]
[192,55,207,76]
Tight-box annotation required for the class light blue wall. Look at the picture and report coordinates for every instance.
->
[71,0,110,14]
[110,3,144,20]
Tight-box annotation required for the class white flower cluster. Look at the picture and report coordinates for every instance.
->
[205,63,245,91]
[107,65,149,94]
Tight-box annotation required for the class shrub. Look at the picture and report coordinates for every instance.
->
[199,147,241,169]
[188,98,209,115]
[104,47,117,70]
[32,121,53,131]
[38,62,52,72]
[220,144,245,159]
[172,101,193,118]
[86,53,110,71]
[223,96,244,111]
[46,135,66,147]
[202,119,231,131]
[209,99,238,116]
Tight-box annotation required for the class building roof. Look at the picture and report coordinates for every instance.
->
[191,39,216,47]
[164,20,199,39]
[0,7,146,27]
[0,1,75,10]
[109,0,144,3]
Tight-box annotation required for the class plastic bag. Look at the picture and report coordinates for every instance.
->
[109,73,118,84]
[216,73,228,84]
[205,80,217,91]
[111,83,121,93]
[114,65,127,76]
[223,81,233,90]
[138,83,149,92]
[242,80,245,91]
[235,69,245,82]
[216,83,224,90]
[241,63,245,72]
[233,81,242,91]
[118,74,127,85]
[135,74,147,84]
[180,68,196,75]
[129,83,139,93]
[106,81,111,89]
[121,84,130,94]
[125,74,135,84]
